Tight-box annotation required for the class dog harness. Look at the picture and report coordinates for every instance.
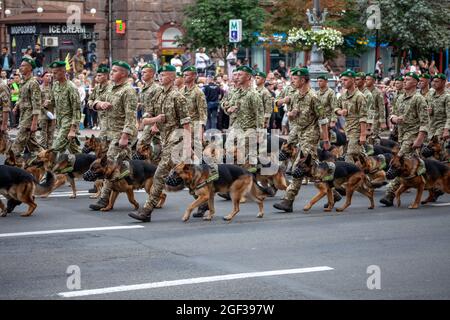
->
[110,161,131,182]
[194,166,220,190]
[321,162,336,182]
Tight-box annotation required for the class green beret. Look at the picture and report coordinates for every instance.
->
[317,75,329,80]
[419,73,431,79]
[182,66,197,73]
[365,73,376,80]
[395,76,404,81]
[254,71,267,78]
[355,72,366,79]
[340,70,356,78]
[176,72,183,78]
[405,72,419,81]
[22,57,37,69]
[96,66,110,74]
[291,68,309,77]
[433,73,446,80]
[158,65,176,73]
[48,61,66,69]
[236,65,254,75]
[142,63,156,71]
[112,60,131,72]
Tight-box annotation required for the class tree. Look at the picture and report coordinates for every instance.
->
[179,0,267,53]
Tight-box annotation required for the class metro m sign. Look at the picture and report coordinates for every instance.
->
[229,19,242,43]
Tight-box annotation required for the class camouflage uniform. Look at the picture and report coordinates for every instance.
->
[427,89,450,159]
[221,87,239,127]
[139,81,163,162]
[0,83,11,136]
[183,84,207,161]
[283,89,328,201]
[317,87,337,143]
[88,81,111,137]
[385,92,428,195]
[143,85,191,210]
[367,86,385,140]
[276,84,298,145]
[11,76,42,156]
[94,81,138,204]
[51,80,81,154]
[334,89,367,163]
[256,85,274,127]
[38,84,56,149]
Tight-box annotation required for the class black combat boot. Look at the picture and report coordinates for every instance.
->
[380,192,395,207]
[128,207,153,223]
[273,199,294,213]
[89,198,109,211]
[324,190,342,208]
[193,202,209,218]
[218,192,231,200]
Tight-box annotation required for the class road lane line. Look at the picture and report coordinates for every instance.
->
[58,266,334,298]
[0,226,144,238]
[429,203,450,207]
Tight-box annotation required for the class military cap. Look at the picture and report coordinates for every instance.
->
[236,65,254,75]
[317,74,329,80]
[405,72,420,81]
[176,72,183,78]
[254,71,267,78]
[291,68,309,77]
[433,73,446,80]
[96,66,110,74]
[355,72,366,79]
[112,60,131,72]
[340,70,356,78]
[22,57,37,69]
[395,76,404,81]
[142,63,156,71]
[419,73,431,79]
[182,66,197,73]
[48,61,66,69]
[158,64,176,73]
[365,73,377,79]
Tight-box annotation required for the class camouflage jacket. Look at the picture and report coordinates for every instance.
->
[427,90,450,137]
[88,82,111,109]
[334,89,367,136]
[183,84,207,125]
[367,86,385,125]
[317,87,336,123]
[227,86,264,131]
[390,91,428,142]
[94,81,138,139]
[40,84,53,120]
[256,85,274,119]
[51,80,81,126]
[148,84,191,145]
[17,76,41,116]
[140,81,161,115]
[289,88,328,133]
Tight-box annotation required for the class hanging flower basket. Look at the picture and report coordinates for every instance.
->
[287,27,344,51]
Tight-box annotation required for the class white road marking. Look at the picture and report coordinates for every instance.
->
[58,266,334,298]
[0,225,144,238]
[429,203,450,207]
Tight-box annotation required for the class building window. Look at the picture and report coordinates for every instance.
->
[161,27,182,48]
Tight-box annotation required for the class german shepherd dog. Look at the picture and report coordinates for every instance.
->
[84,155,166,211]
[166,163,273,222]
[3,149,48,182]
[422,136,450,162]
[294,154,375,212]
[50,152,97,199]
[0,165,55,217]
[356,153,393,189]
[83,135,110,158]
[387,153,450,209]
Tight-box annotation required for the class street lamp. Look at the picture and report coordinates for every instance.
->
[90,8,96,16]
[5,9,11,16]
[37,7,44,14]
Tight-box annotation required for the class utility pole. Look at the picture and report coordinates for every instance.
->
[108,0,112,68]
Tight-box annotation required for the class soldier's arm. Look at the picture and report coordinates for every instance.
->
[70,86,81,126]
[30,80,42,117]
[333,96,343,116]
[0,87,10,130]
[264,90,273,120]
[377,92,386,125]
[177,94,191,127]
[88,86,97,109]
[416,95,429,134]
[357,95,368,141]
[255,93,265,129]
[314,95,329,141]
[444,95,450,132]
[122,89,138,137]
[366,93,375,125]
[197,89,208,126]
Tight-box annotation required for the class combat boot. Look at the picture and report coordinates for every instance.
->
[89,198,109,211]
[218,192,231,200]
[193,202,209,218]
[128,207,153,223]
[273,199,294,213]
[380,192,395,207]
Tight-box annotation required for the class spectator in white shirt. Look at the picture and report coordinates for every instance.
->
[195,48,210,76]
[170,54,183,73]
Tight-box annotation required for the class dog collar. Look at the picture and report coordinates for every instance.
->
[111,161,131,181]
[195,172,220,190]
[322,162,336,182]
[378,154,387,170]
[60,167,74,174]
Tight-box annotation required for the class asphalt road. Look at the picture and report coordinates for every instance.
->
[1,153,449,300]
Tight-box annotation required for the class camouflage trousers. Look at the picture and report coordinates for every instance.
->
[137,126,162,163]
[368,121,382,145]
[98,138,133,202]
[52,117,81,154]
[11,107,42,156]
[225,128,260,166]
[38,119,56,149]
[344,136,364,164]
[283,132,319,201]
[385,138,416,195]
[98,110,109,137]
[286,125,299,145]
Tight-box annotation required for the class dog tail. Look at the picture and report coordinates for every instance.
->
[34,171,56,196]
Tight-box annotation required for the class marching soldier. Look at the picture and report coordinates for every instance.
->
[0,78,11,133]
[275,75,298,145]
[389,76,405,141]
[334,70,368,163]
[418,73,434,100]
[88,65,111,138]
[11,57,43,157]
[129,65,191,222]
[254,71,274,129]
[221,69,240,128]
[273,68,330,213]
[38,72,56,149]
[380,72,429,207]
[48,61,81,154]
[89,61,138,211]
[365,73,386,144]
[317,74,337,126]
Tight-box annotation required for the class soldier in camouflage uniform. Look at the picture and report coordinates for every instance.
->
[48,61,81,154]
[380,72,429,206]
[38,72,56,149]
[273,68,330,213]
[334,70,368,163]
[136,63,162,163]
[418,73,435,101]
[89,61,138,211]
[129,65,191,222]
[254,71,273,129]
[88,66,111,138]
[275,80,298,145]
[0,80,11,134]
[317,74,338,143]
[221,69,240,128]
[365,73,386,144]
[11,58,42,157]
[389,77,405,141]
